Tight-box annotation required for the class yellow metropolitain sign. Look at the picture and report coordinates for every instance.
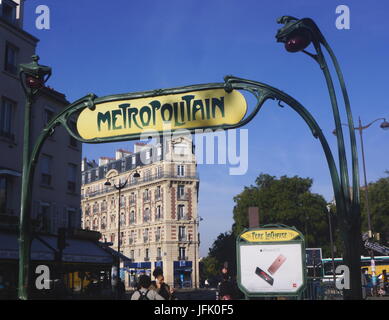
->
[76,89,247,140]
[240,229,300,242]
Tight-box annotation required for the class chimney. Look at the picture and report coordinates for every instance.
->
[13,0,25,28]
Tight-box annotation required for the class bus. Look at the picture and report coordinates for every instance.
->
[321,256,389,282]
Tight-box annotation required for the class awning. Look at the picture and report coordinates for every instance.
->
[98,243,132,263]
[0,168,21,177]
[0,230,113,264]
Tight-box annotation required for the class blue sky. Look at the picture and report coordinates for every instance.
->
[23,0,389,257]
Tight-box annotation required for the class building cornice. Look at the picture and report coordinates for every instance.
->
[0,16,39,46]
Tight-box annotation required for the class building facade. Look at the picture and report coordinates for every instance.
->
[81,137,200,288]
[0,0,82,233]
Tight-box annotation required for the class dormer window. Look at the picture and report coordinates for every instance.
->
[2,1,17,24]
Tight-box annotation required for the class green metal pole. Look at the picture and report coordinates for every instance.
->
[316,40,362,301]
[18,95,34,300]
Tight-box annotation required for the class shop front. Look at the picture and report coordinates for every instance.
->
[173,261,192,288]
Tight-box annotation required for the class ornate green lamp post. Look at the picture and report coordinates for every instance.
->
[18,55,52,300]
[275,16,362,299]
[104,171,140,298]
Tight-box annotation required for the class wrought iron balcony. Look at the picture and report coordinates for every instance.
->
[144,257,150,261]
[178,256,188,261]
[82,171,199,199]
[177,193,190,201]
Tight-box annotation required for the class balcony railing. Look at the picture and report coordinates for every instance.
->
[143,215,151,223]
[177,214,188,221]
[156,256,162,261]
[144,257,150,261]
[129,238,134,244]
[143,237,149,243]
[81,171,199,199]
[178,256,188,261]
[155,235,161,242]
[178,235,187,241]
[177,193,190,201]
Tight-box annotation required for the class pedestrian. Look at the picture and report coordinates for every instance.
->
[151,267,176,300]
[218,265,234,300]
[130,275,165,300]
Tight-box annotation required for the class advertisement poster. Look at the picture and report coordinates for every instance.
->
[240,243,304,294]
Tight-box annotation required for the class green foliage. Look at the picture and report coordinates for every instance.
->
[232,173,330,254]
[200,256,219,281]
[360,173,389,244]
[207,231,237,274]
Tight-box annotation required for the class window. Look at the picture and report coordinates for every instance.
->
[0,176,8,214]
[67,163,77,193]
[129,230,135,244]
[120,195,125,207]
[41,155,52,186]
[120,212,125,226]
[4,43,18,74]
[0,97,15,140]
[156,205,162,220]
[44,108,54,125]
[157,166,162,178]
[2,1,16,23]
[157,247,162,259]
[144,189,150,201]
[178,205,185,220]
[144,208,150,222]
[101,216,107,229]
[145,248,149,259]
[179,247,186,260]
[132,156,136,165]
[156,186,161,200]
[156,227,161,241]
[177,165,185,177]
[179,226,186,241]
[38,203,51,232]
[69,121,78,147]
[130,250,134,260]
[144,170,151,181]
[174,143,188,155]
[145,149,151,160]
[130,192,136,204]
[144,229,149,243]
[129,210,135,224]
[177,185,185,198]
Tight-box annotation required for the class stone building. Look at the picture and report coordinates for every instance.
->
[81,137,200,288]
[0,0,82,232]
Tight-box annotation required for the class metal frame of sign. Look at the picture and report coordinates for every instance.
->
[236,224,307,299]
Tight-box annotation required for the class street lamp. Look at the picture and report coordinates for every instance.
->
[18,55,52,300]
[276,16,362,299]
[333,117,388,295]
[104,169,139,298]
[191,216,203,289]
[326,203,337,286]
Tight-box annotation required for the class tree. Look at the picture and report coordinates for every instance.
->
[360,173,389,245]
[232,173,331,255]
[207,231,237,275]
